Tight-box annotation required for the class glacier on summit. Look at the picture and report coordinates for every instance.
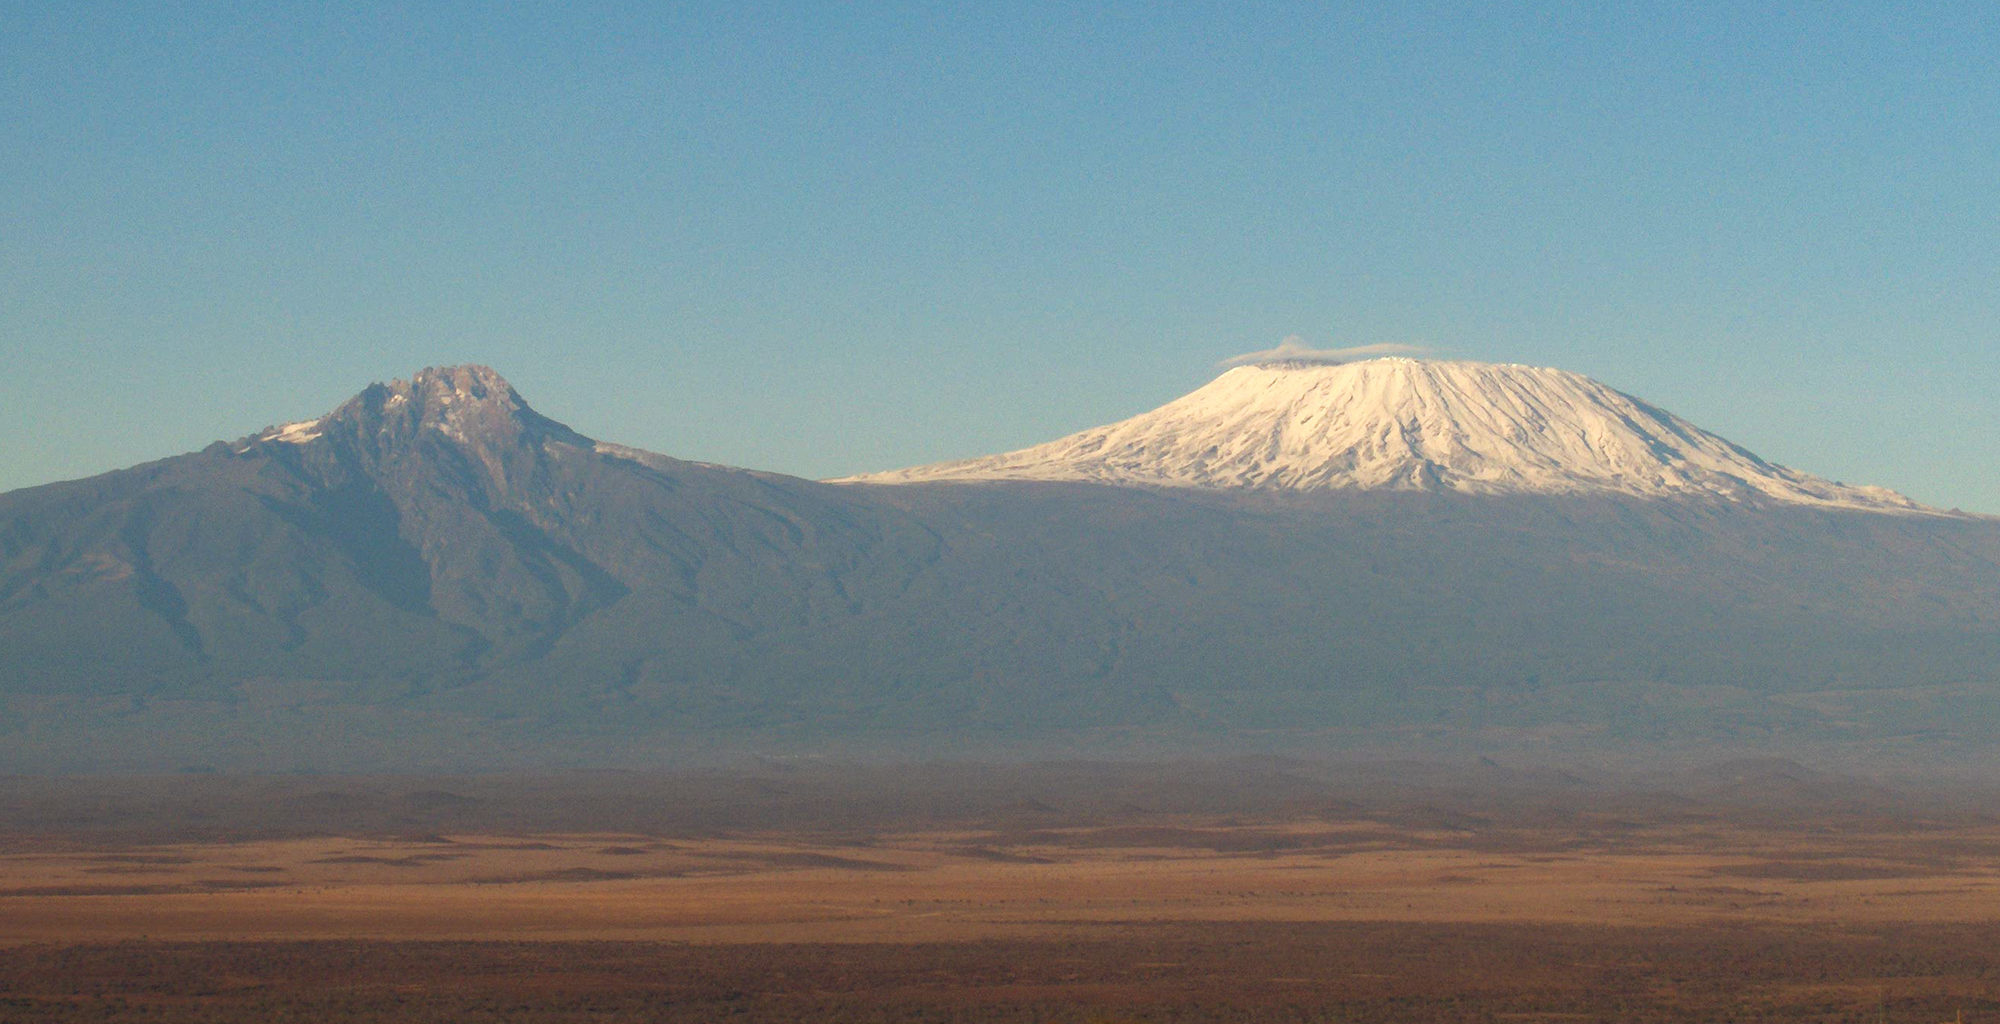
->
[843,358,1936,514]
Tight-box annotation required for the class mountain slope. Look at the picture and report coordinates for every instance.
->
[0,366,940,699]
[846,359,1935,513]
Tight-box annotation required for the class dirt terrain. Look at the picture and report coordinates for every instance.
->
[3,765,1999,1020]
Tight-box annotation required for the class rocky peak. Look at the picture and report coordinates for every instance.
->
[254,365,593,454]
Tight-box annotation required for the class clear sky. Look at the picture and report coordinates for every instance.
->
[4,2,1996,512]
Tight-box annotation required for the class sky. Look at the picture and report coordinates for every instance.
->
[3,2,1996,512]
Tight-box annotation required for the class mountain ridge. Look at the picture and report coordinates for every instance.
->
[2,361,1997,774]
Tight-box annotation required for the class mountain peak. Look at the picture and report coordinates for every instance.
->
[842,357,1938,514]
[248,364,592,452]
[409,363,516,403]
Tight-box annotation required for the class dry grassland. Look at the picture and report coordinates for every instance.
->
[3,814,2000,1021]
[6,818,2000,945]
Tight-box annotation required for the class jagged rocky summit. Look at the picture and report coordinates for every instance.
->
[843,358,1933,514]
[248,364,587,450]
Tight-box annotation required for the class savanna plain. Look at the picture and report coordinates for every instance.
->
[3,764,1999,1023]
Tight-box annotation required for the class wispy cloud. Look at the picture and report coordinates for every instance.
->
[1219,337,1432,368]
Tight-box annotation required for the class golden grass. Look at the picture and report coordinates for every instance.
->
[7,817,2000,945]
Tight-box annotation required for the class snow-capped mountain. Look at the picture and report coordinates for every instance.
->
[845,358,1934,514]
[4,361,1999,773]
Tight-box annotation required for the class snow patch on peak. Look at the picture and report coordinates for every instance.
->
[840,358,1943,515]
[259,419,323,444]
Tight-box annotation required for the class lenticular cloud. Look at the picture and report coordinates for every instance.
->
[1219,338,1431,368]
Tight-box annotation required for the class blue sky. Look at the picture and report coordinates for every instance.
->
[3,2,1996,511]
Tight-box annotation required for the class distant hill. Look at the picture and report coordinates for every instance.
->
[3,362,1996,774]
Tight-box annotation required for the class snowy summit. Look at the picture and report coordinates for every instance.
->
[842,358,1935,513]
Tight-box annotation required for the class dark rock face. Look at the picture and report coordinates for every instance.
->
[2,367,1998,773]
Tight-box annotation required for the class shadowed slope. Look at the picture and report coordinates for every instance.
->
[0,366,938,703]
